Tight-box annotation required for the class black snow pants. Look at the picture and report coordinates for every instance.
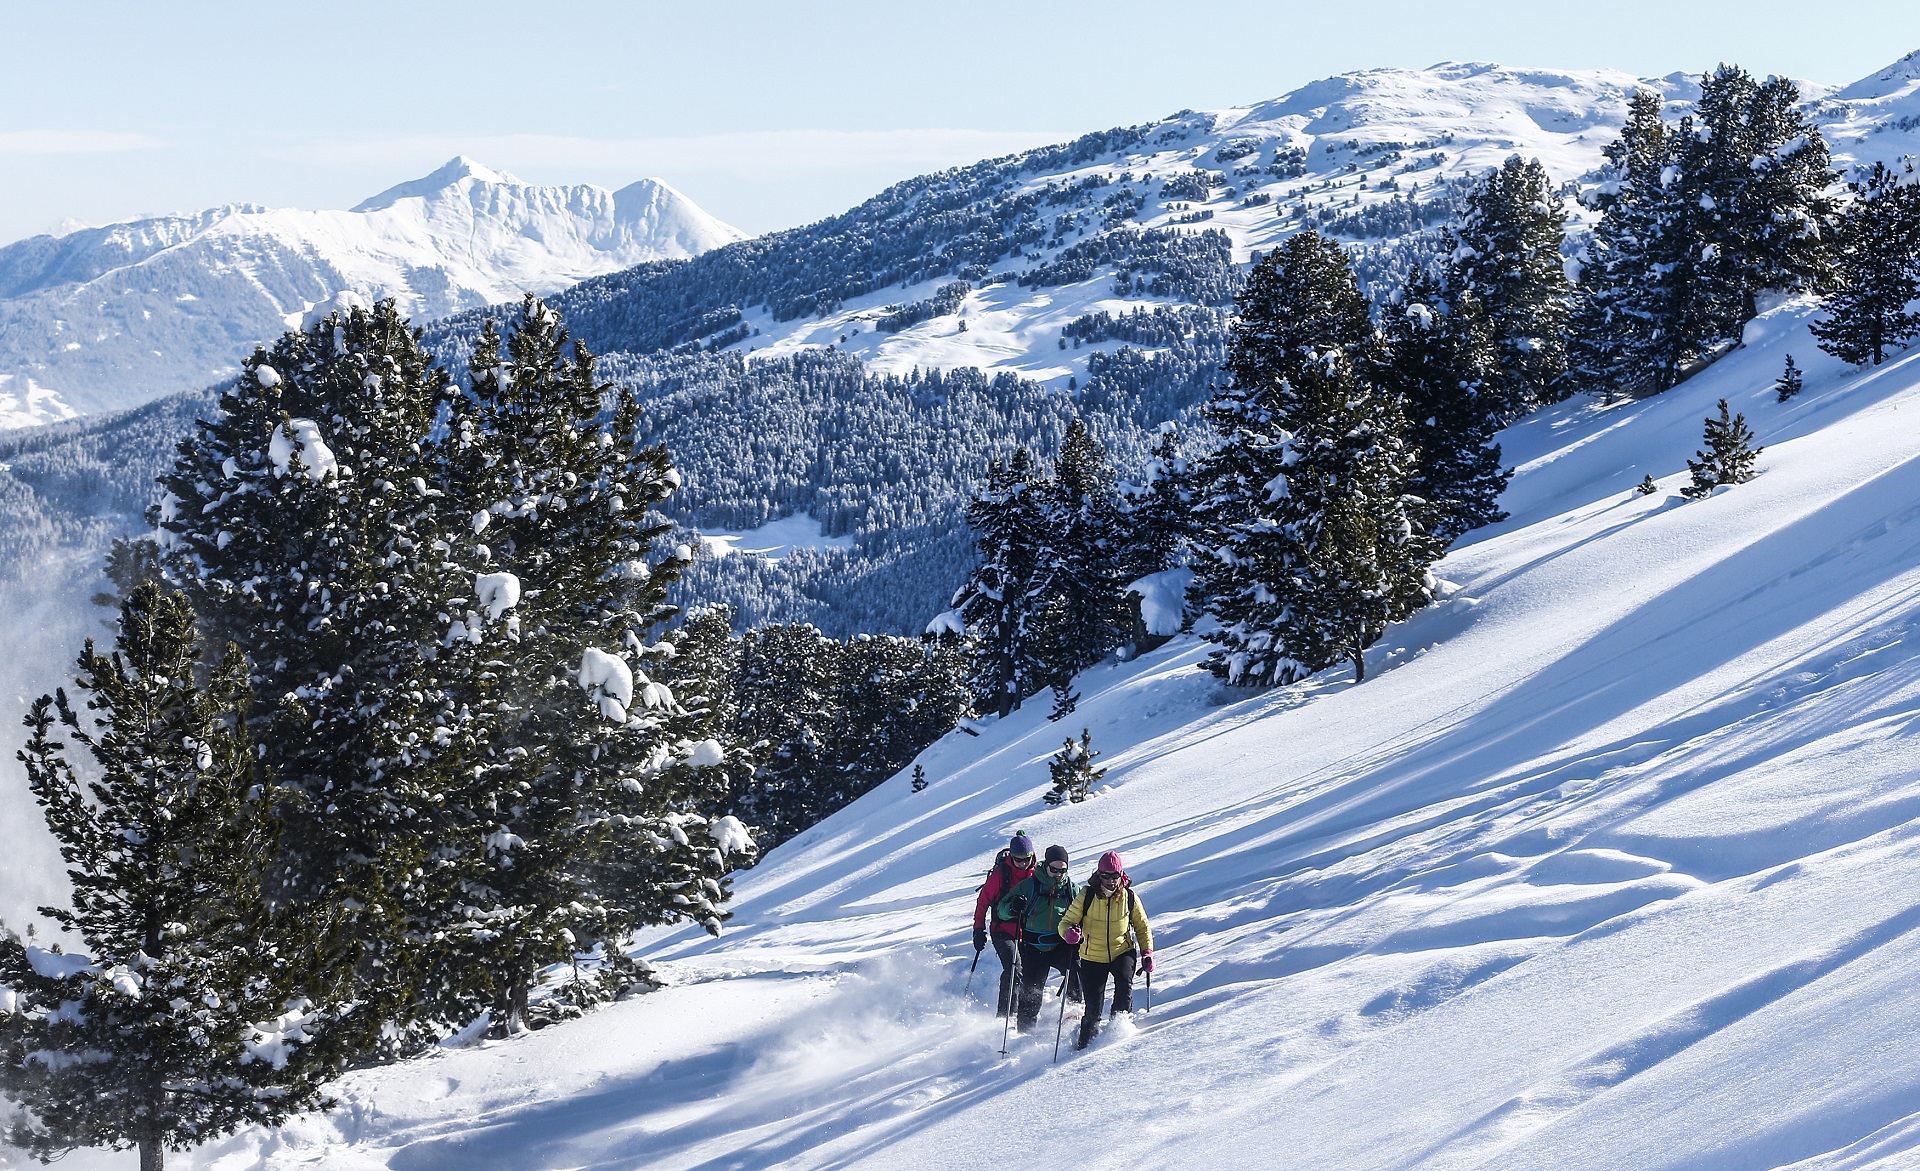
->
[1075,951,1137,1048]
[1014,942,1081,1032]
[992,934,1018,1016]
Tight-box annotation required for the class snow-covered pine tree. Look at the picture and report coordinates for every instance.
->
[949,448,1053,717]
[0,585,345,1171]
[1122,421,1199,580]
[1592,66,1836,392]
[729,622,839,850]
[1775,354,1805,401]
[1812,161,1920,367]
[438,297,750,1033]
[1043,728,1106,806]
[1635,474,1660,496]
[153,300,468,1053]
[1221,231,1379,389]
[1192,232,1442,686]
[1681,66,1837,326]
[1379,270,1510,544]
[662,603,744,748]
[829,633,970,804]
[1033,418,1128,711]
[1568,90,1686,399]
[1444,155,1572,418]
[1191,229,1373,567]
[1681,399,1764,499]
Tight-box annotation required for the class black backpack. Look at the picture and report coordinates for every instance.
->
[974,847,1015,894]
[1075,882,1135,921]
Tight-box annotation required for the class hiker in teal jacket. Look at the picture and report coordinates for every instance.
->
[995,844,1083,1032]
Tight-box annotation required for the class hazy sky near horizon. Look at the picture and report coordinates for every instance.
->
[2,0,1917,244]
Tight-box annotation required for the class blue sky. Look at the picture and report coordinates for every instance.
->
[2,0,1916,243]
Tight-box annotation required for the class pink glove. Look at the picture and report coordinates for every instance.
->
[1062,926,1083,945]
[1141,952,1154,975]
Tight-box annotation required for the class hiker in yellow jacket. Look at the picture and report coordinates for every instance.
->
[1058,850,1153,1049]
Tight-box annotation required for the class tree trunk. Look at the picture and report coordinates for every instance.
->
[140,1138,164,1171]
[511,970,530,1032]
[494,966,531,1036]
[1351,647,1366,684]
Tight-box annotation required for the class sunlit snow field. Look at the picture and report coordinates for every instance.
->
[44,285,1920,1170]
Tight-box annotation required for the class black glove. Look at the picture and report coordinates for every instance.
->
[1012,895,1029,916]
[972,927,987,952]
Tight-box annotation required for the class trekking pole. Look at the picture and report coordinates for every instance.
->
[999,928,1022,1057]
[963,949,981,997]
[1143,966,1152,1016]
[1052,964,1073,1063]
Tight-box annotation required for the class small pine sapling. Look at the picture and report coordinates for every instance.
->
[1047,685,1081,722]
[1635,474,1659,496]
[1681,399,1764,499]
[1775,354,1804,402]
[1044,729,1107,806]
[911,764,929,792]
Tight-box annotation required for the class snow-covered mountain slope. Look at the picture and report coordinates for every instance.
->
[96,269,1920,1166]
[0,158,742,424]
[716,58,1919,391]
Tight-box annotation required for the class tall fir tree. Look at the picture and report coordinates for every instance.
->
[438,297,750,1032]
[1379,270,1510,544]
[1812,161,1920,367]
[1568,90,1687,399]
[948,448,1053,717]
[1192,233,1442,685]
[730,622,840,847]
[1445,155,1573,418]
[152,300,467,1053]
[1033,417,1128,709]
[1574,71,1837,399]
[1679,65,1836,326]
[1121,421,1199,581]
[0,585,346,1171]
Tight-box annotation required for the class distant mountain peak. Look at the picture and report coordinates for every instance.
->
[351,156,526,212]
[1837,48,1920,101]
[0,158,743,424]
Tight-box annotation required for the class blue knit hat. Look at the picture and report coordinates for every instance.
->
[1009,833,1035,856]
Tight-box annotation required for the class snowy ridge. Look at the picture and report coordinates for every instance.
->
[99,270,1920,1167]
[0,158,742,423]
[735,56,1919,392]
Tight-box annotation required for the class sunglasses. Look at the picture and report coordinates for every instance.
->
[1012,854,1036,866]
[1046,863,1069,873]
[1095,871,1121,883]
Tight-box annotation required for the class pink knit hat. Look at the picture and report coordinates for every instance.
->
[1096,850,1125,877]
